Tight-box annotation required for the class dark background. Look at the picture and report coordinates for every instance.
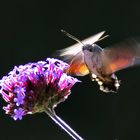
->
[0,0,140,140]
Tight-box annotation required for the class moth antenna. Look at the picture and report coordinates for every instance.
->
[95,34,109,43]
[61,29,84,45]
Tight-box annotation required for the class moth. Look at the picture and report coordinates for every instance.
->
[58,30,140,93]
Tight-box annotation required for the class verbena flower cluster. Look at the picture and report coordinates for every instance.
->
[0,58,79,120]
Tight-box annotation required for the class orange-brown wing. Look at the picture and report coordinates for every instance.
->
[66,60,89,76]
[65,52,89,76]
[101,38,140,74]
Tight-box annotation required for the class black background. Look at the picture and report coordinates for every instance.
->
[0,0,140,140]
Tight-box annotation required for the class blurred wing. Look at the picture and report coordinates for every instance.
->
[65,52,89,76]
[57,31,105,76]
[101,38,140,74]
[58,31,106,62]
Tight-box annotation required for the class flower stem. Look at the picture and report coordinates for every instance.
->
[45,108,84,140]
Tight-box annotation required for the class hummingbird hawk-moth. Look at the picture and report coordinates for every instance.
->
[58,30,140,93]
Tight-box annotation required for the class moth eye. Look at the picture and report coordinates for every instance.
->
[89,48,93,52]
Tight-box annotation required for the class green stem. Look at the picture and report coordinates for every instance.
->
[45,108,84,140]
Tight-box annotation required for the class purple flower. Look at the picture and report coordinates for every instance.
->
[13,108,25,120]
[0,58,79,120]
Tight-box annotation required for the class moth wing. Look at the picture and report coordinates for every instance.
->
[65,51,89,76]
[101,38,140,74]
[57,31,106,76]
[58,31,106,61]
